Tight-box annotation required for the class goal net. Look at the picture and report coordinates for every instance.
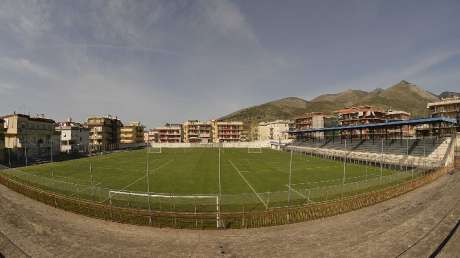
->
[108,190,222,227]
[248,147,262,153]
[147,146,162,154]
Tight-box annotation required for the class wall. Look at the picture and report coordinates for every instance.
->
[151,141,273,148]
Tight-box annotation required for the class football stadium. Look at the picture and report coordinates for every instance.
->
[1,117,457,229]
[2,1,460,257]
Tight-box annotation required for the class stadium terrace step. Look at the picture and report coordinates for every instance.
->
[292,137,444,157]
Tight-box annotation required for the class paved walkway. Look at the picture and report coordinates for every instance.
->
[0,170,459,257]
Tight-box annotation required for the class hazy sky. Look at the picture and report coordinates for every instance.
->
[1,0,459,128]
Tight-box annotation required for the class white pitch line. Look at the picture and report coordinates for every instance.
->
[228,160,268,209]
[100,159,174,203]
[285,184,306,198]
[115,159,174,193]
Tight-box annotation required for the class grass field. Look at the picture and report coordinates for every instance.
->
[2,148,418,212]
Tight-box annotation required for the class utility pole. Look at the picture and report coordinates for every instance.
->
[146,152,152,224]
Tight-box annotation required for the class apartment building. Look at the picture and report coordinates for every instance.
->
[0,119,4,163]
[183,120,212,143]
[428,96,460,124]
[335,106,386,126]
[293,113,333,139]
[384,110,412,137]
[386,110,411,121]
[294,112,325,130]
[144,130,159,144]
[156,124,183,143]
[55,119,89,153]
[1,113,59,159]
[87,116,123,147]
[120,122,144,144]
[257,120,291,141]
[211,121,244,143]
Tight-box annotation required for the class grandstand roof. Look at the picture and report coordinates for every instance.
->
[288,117,457,134]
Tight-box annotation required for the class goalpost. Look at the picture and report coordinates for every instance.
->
[147,146,162,154]
[248,147,263,153]
[108,190,221,228]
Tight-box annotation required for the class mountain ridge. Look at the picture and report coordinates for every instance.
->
[219,81,456,139]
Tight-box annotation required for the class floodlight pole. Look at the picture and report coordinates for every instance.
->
[288,149,293,205]
[217,147,222,228]
[146,152,152,224]
[341,139,347,199]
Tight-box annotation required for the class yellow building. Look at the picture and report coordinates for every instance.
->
[1,113,59,159]
[87,116,123,147]
[211,121,244,143]
[183,120,212,143]
[120,122,144,144]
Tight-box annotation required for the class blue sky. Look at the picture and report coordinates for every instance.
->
[1,0,459,128]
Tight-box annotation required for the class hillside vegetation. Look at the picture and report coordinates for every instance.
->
[220,80,452,139]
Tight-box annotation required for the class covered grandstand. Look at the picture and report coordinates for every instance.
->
[286,117,457,169]
[288,117,457,140]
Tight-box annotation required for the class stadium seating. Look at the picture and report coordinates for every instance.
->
[288,137,452,168]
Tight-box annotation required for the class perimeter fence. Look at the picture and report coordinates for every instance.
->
[0,164,452,229]
[0,135,455,229]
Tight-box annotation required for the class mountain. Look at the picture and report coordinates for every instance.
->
[310,89,369,105]
[219,80,441,139]
[354,80,439,116]
[438,91,460,99]
[219,97,309,127]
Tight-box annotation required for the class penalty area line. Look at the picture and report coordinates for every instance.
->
[285,184,307,199]
[228,159,268,209]
[101,159,174,203]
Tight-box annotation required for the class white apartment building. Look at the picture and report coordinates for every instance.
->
[257,120,292,141]
[55,119,89,153]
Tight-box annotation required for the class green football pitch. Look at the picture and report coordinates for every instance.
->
[3,148,417,211]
